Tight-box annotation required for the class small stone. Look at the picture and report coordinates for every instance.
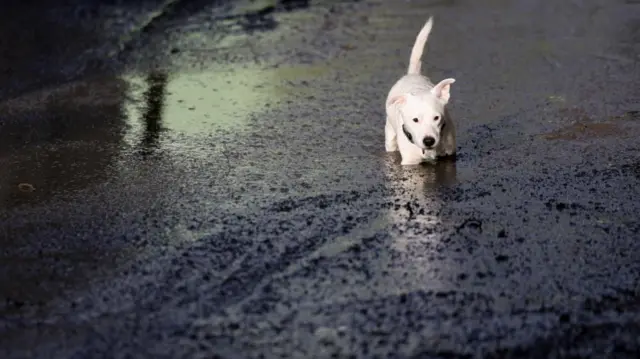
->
[18,183,36,192]
[315,327,338,344]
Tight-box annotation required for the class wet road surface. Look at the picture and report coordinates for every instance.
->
[1,0,640,358]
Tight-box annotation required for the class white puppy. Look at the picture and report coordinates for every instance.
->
[385,17,456,165]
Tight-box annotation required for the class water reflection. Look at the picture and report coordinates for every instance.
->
[0,60,348,316]
[139,71,168,158]
[0,76,130,313]
[0,77,128,209]
[384,153,458,193]
[382,154,457,283]
[0,70,182,313]
[2,62,331,208]
[120,62,330,162]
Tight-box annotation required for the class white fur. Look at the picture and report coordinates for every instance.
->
[384,17,457,166]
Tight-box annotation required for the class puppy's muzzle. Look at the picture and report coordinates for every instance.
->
[422,136,435,148]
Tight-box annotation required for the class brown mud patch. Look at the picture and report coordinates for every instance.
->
[542,108,638,141]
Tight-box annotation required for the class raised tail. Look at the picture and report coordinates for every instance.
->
[407,17,434,75]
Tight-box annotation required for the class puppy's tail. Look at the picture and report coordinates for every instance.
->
[407,16,434,75]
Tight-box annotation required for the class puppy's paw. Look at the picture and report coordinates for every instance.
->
[385,143,399,152]
[423,150,437,161]
[400,158,423,166]
[440,149,456,159]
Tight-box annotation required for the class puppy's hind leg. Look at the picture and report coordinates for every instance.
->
[438,117,457,157]
[385,119,398,152]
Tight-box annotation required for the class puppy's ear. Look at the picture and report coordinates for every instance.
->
[431,78,455,104]
[387,95,406,107]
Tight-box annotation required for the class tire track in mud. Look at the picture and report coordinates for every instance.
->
[155,187,388,313]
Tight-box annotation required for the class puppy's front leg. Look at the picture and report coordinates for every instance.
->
[384,119,398,152]
[423,149,437,161]
[398,140,423,166]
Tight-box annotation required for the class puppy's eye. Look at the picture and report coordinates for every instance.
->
[434,115,440,121]
[412,118,419,123]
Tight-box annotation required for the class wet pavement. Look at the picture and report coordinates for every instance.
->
[1,0,640,358]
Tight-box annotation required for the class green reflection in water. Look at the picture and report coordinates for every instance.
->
[122,63,331,143]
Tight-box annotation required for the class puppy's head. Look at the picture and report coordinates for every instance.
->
[388,78,455,150]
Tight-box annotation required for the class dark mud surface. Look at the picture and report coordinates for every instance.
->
[1,0,640,358]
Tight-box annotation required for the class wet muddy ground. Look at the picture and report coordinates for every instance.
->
[1,0,640,358]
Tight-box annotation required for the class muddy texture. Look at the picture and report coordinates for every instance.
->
[1,0,640,358]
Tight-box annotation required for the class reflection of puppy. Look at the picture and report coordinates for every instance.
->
[424,158,457,190]
[384,154,457,191]
[385,17,457,165]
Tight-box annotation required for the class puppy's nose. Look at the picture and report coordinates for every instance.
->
[423,136,436,148]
